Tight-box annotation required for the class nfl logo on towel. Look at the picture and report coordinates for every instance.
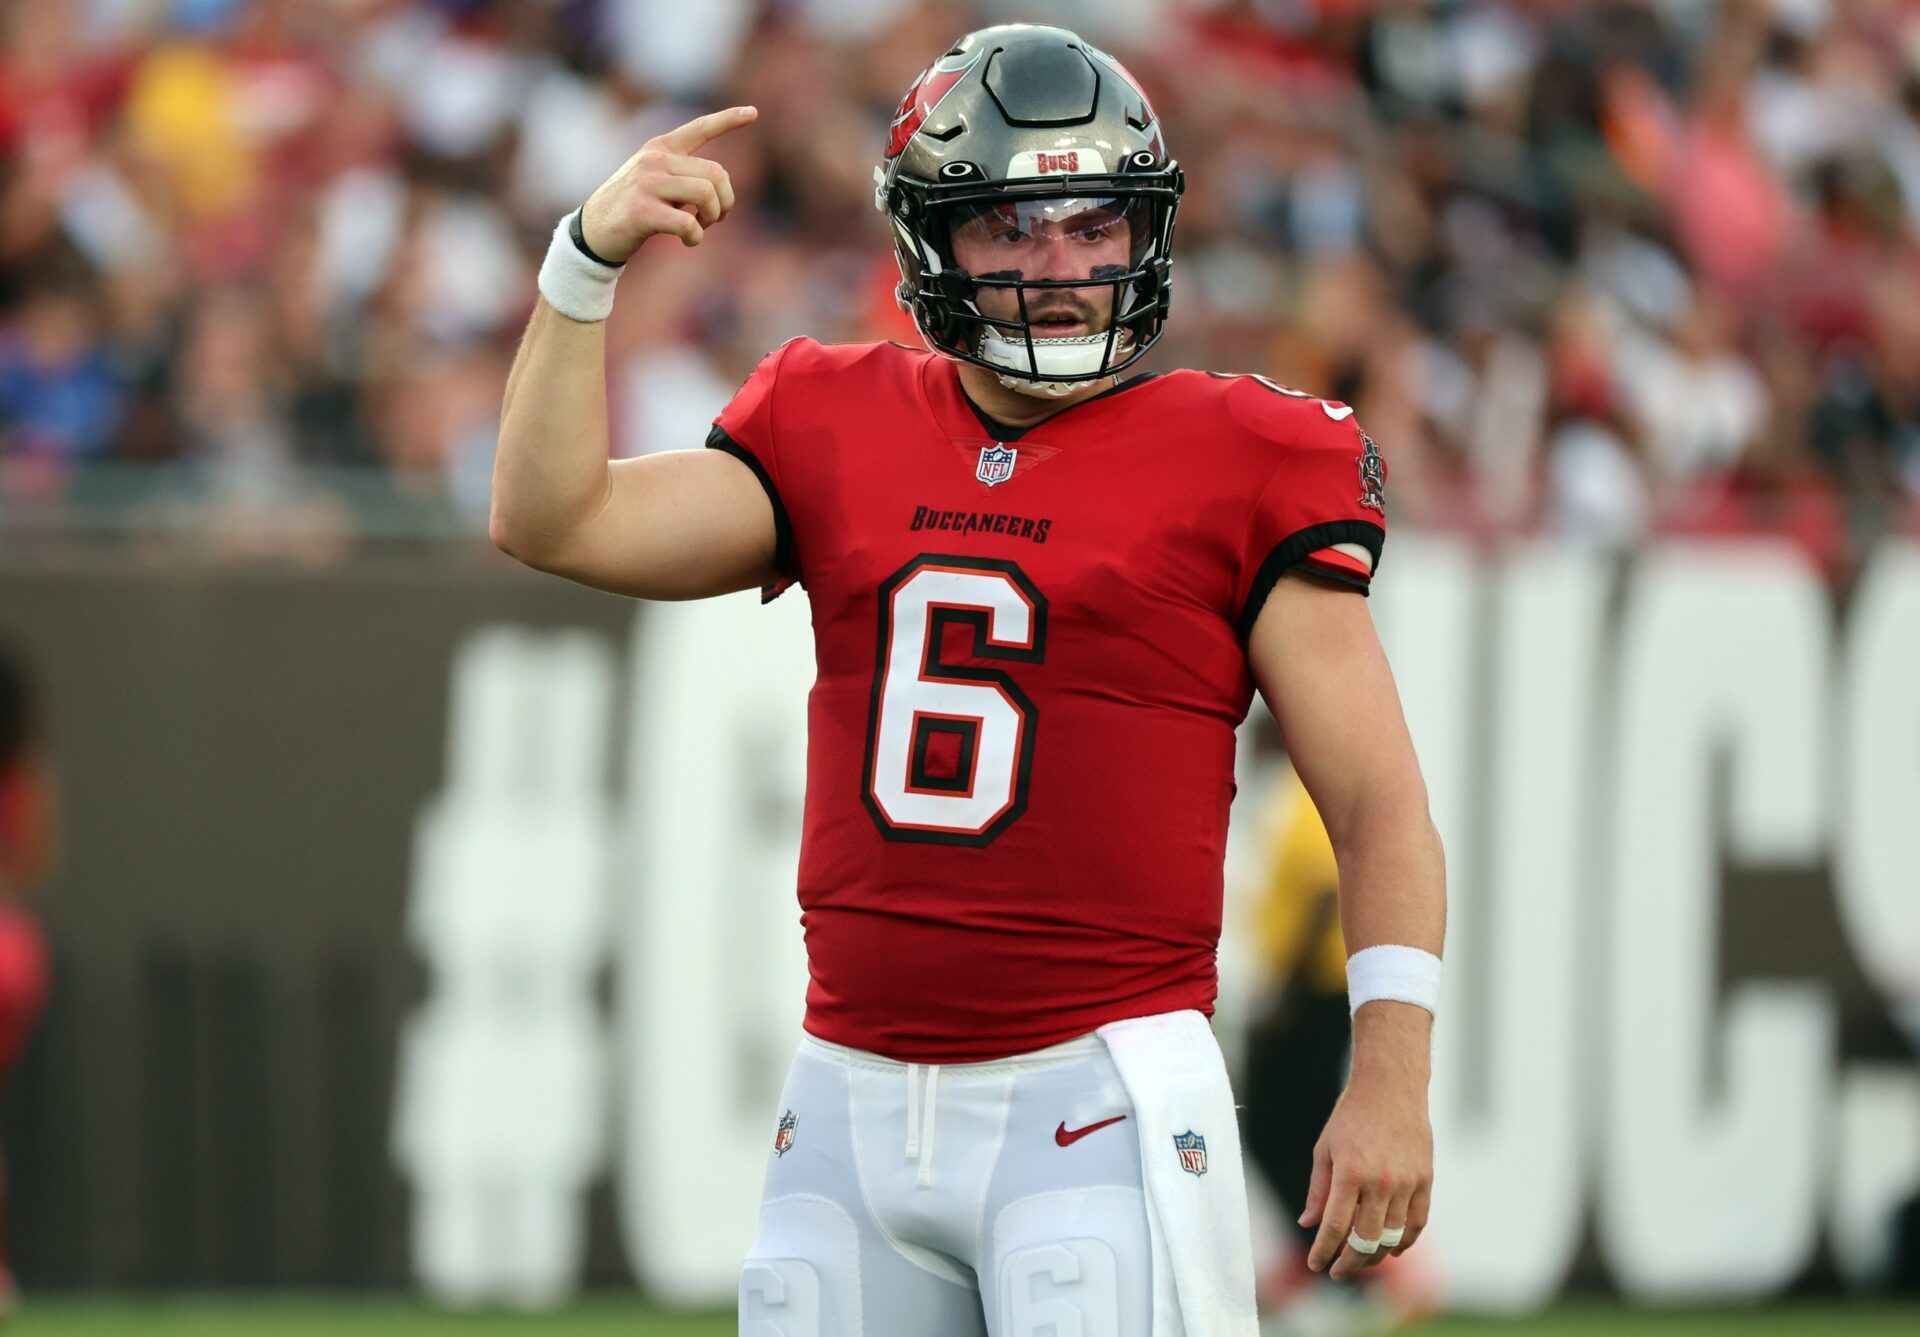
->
[774,1110,798,1157]
[976,444,1017,487]
[1173,1130,1208,1176]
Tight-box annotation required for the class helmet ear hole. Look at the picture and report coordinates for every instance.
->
[920,296,963,349]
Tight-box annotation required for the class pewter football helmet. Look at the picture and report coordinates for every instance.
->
[875,25,1184,396]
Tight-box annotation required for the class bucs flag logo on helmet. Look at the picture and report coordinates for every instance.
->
[1173,1130,1208,1176]
[884,49,983,159]
[774,1110,798,1157]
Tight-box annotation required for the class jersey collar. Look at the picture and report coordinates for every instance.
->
[922,355,1163,444]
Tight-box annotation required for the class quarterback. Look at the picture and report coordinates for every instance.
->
[494,24,1445,1337]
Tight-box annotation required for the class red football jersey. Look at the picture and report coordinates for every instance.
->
[709,339,1385,1061]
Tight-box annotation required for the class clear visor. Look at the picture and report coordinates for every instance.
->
[943,195,1155,284]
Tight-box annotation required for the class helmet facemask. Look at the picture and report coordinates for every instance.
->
[939,192,1164,396]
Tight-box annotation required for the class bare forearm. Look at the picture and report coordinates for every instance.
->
[1327,788,1445,1070]
[491,297,615,558]
[1327,786,1445,958]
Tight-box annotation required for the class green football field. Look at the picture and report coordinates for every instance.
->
[6,1296,1919,1335]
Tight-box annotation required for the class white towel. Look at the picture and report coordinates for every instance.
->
[1096,1009,1260,1337]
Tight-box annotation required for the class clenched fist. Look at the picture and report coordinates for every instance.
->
[579,105,757,260]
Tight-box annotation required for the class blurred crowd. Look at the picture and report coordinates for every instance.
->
[2,0,1918,566]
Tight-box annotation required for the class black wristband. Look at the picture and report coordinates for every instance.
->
[569,208,624,269]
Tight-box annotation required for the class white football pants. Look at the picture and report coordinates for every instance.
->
[740,1029,1176,1336]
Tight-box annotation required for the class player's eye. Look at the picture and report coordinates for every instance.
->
[1071,216,1123,242]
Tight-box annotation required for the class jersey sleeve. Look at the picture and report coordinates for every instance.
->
[1232,402,1387,641]
[706,340,801,602]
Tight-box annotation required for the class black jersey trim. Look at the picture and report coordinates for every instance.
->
[960,371,1162,442]
[1291,562,1374,595]
[706,424,796,579]
[1236,520,1384,641]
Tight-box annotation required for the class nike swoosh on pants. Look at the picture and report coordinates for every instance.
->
[1054,1115,1128,1147]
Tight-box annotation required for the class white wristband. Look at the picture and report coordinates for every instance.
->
[537,209,622,322]
[1346,944,1442,1017]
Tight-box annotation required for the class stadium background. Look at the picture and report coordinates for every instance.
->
[2,0,1918,1333]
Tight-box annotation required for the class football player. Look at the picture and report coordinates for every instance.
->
[494,24,1445,1337]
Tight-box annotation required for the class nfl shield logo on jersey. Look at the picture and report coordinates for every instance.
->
[976,443,1017,487]
[1173,1130,1208,1176]
[774,1110,798,1157]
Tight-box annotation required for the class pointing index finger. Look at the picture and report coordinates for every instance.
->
[657,105,758,155]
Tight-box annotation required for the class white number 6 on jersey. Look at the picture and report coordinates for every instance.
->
[862,555,1048,845]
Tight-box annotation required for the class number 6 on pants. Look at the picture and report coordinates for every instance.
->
[862,555,1049,845]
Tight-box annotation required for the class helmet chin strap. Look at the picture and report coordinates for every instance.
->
[995,367,1094,399]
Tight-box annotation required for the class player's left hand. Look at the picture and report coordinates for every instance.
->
[1298,1023,1434,1282]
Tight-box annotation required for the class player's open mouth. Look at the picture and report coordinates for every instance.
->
[1030,314,1091,337]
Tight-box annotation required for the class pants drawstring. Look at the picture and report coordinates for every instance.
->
[903,1062,939,1188]
[905,1062,921,1156]
[917,1065,940,1188]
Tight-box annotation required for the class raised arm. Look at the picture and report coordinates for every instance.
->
[490,106,779,600]
[1248,571,1446,1282]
